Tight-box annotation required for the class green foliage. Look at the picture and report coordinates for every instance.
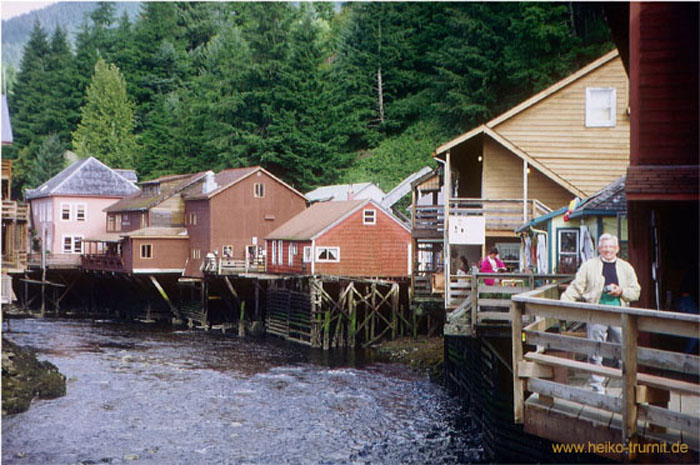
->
[25,134,67,188]
[72,58,138,168]
[6,2,614,196]
[341,122,441,193]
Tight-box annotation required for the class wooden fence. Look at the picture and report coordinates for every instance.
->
[511,284,700,458]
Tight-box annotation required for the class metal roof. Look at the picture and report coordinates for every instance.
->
[306,183,385,203]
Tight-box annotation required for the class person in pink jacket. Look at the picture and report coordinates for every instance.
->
[479,247,506,285]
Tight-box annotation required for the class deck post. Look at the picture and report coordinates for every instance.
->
[511,300,525,424]
[621,313,639,458]
[471,273,478,333]
[391,283,399,340]
[348,282,357,348]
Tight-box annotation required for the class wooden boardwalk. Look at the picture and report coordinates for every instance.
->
[511,283,700,461]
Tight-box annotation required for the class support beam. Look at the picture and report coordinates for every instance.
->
[149,275,181,320]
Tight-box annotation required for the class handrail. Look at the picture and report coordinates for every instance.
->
[511,288,700,454]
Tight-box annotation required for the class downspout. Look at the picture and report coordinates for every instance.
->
[523,160,529,223]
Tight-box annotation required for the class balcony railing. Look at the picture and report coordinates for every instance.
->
[81,254,124,272]
[2,201,29,222]
[217,256,266,274]
[2,250,27,271]
[414,198,552,238]
[28,253,81,268]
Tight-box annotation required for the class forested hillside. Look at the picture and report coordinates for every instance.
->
[1,2,141,69]
[3,2,613,198]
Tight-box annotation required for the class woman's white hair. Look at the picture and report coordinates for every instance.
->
[598,233,619,246]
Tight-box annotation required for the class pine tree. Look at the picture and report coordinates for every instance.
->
[72,58,138,168]
[43,26,80,143]
[26,134,67,188]
[9,20,51,149]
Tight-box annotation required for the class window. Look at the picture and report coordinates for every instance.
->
[557,229,580,274]
[191,249,201,260]
[61,204,71,221]
[140,244,153,259]
[115,214,122,232]
[254,183,265,198]
[495,242,520,269]
[62,235,83,254]
[586,87,616,127]
[303,246,312,263]
[75,204,86,222]
[222,245,233,258]
[316,246,340,263]
[188,213,197,226]
[271,240,277,265]
[277,240,283,265]
[363,209,376,225]
[288,243,297,266]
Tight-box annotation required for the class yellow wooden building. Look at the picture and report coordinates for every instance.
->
[412,49,630,308]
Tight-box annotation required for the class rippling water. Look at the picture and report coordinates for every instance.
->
[3,319,482,465]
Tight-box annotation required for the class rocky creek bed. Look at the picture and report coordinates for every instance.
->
[2,336,67,416]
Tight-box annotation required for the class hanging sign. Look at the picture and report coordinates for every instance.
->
[448,215,485,245]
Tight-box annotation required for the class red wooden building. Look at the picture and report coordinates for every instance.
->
[606,3,699,309]
[182,167,307,278]
[265,199,411,278]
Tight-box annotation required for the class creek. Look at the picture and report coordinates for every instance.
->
[2,318,482,465]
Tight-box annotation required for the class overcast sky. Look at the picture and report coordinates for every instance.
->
[1,1,58,21]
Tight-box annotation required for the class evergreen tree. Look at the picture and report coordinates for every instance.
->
[72,58,138,168]
[9,20,51,149]
[26,134,67,188]
[44,26,80,143]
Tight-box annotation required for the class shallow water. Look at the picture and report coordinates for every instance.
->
[2,319,482,465]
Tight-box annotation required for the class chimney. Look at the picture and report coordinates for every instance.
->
[347,186,355,200]
[202,170,218,194]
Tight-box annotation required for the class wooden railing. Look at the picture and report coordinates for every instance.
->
[2,250,27,270]
[28,253,81,268]
[218,256,265,274]
[444,273,571,337]
[2,201,29,221]
[414,198,551,238]
[511,286,700,456]
[81,254,124,272]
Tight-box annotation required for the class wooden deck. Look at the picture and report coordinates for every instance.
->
[511,284,700,461]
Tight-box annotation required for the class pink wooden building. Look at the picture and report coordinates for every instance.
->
[25,157,139,267]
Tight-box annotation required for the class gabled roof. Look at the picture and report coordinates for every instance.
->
[25,157,139,200]
[105,172,206,213]
[183,166,306,201]
[306,183,385,203]
[435,49,620,155]
[267,199,409,241]
[570,175,626,218]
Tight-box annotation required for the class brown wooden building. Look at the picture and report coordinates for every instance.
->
[182,167,307,278]
[606,3,699,309]
[266,199,411,278]
[83,172,206,274]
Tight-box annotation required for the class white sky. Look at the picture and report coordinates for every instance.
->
[1,2,58,21]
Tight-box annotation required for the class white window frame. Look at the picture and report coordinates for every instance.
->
[62,235,84,254]
[254,183,265,198]
[271,240,277,265]
[60,203,71,221]
[585,87,616,127]
[303,246,312,263]
[288,243,297,266]
[222,245,233,257]
[277,240,283,265]
[188,212,197,226]
[363,208,377,225]
[75,203,87,222]
[315,246,340,263]
[191,249,201,260]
